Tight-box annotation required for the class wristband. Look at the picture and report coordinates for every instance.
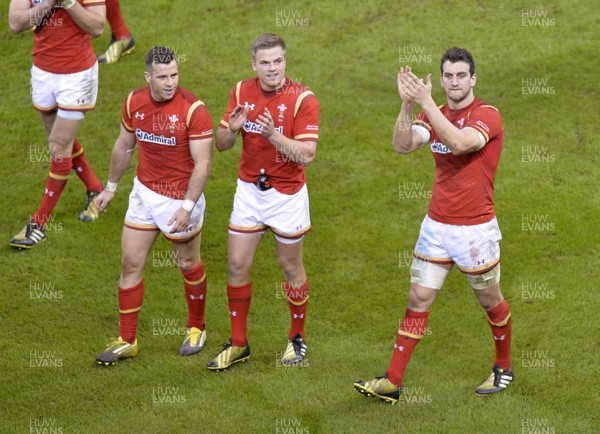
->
[62,0,77,9]
[182,200,195,212]
[105,181,118,193]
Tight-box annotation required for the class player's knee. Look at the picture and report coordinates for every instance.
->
[228,254,252,279]
[467,264,500,290]
[121,253,145,275]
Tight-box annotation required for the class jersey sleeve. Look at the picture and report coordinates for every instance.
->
[292,92,320,142]
[121,91,134,132]
[187,102,214,141]
[219,82,240,129]
[465,105,503,144]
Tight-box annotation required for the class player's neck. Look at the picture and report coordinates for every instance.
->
[447,92,475,110]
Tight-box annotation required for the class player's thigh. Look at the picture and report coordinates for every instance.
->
[47,115,82,156]
[56,62,98,113]
[413,215,453,265]
[407,282,442,312]
[266,184,311,240]
[171,234,202,272]
[121,225,159,272]
[472,280,503,311]
[227,232,263,275]
[39,111,56,136]
[275,237,305,272]
[31,65,59,113]
[449,217,502,274]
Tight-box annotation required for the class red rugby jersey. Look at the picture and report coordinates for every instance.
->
[413,98,504,225]
[122,86,213,199]
[31,0,105,74]
[219,77,320,194]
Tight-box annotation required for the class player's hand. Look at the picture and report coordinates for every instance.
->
[398,66,415,104]
[167,208,192,234]
[96,190,114,213]
[400,70,433,105]
[228,104,249,134]
[256,108,275,138]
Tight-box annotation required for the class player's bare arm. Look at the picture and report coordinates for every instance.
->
[168,137,212,233]
[256,108,316,166]
[402,70,483,156]
[8,0,57,34]
[96,125,135,212]
[63,3,105,38]
[215,104,249,152]
[393,67,428,154]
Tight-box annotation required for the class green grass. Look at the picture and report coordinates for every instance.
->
[1,1,599,433]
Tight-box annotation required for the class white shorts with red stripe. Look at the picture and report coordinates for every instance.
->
[228,179,311,243]
[31,63,98,119]
[413,215,501,274]
[124,177,205,243]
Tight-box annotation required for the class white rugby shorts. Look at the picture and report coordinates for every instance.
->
[124,177,205,243]
[31,63,98,119]
[413,215,501,274]
[228,179,311,243]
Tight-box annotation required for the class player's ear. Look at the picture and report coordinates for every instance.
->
[471,73,477,88]
[144,71,151,84]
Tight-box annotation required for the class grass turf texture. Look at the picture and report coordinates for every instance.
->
[1,0,599,432]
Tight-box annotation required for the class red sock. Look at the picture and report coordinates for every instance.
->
[105,0,131,39]
[285,280,309,339]
[71,138,103,192]
[486,299,512,370]
[228,282,252,346]
[182,261,207,330]
[119,279,144,344]
[387,309,430,387]
[32,156,72,227]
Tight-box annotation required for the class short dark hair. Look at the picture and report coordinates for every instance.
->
[440,47,475,76]
[145,46,177,72]
[251,33,286,59]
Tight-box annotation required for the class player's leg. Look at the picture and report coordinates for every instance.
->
[38,110,101,201]
[98,0,135,64]
[171,234,208,356]
[10,111,81,249]
[275,237,310,365]
[452,217,512,394]
[355,215,452,403]
[206,231,261,371]
[97,226,158,366]
[469,267,514,395]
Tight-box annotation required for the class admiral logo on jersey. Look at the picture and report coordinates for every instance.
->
[431,140,451,154]
[243,120,283,135]
[135,128,176,146]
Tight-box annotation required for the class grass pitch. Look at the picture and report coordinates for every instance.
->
[1,1,599,433]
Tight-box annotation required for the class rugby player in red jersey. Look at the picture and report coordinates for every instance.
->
[355,48,513,403]
[9,0,107,249]
[94,46,214,365]
[207,34,320,371]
